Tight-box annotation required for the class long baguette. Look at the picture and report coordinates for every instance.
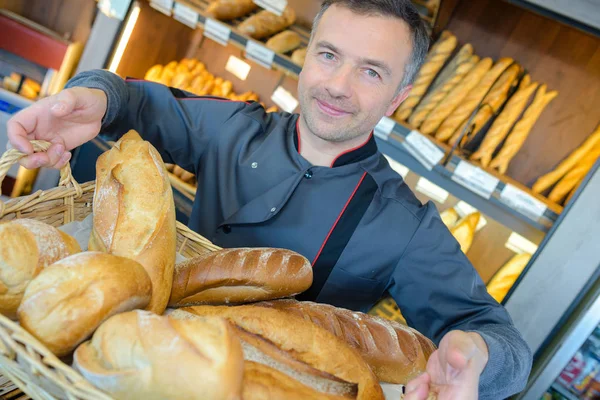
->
[532,125,600,193]
[394,31,457,121]
[548,145,600,203]
[490,86,559,174]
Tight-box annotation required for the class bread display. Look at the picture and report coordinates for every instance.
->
[291,47,308,66]
[394,31,458,121]
[449,212,480,254]
[168,305,385,400]
[238,8,296,40]
[266,30,302,54]
[88,130,176,314]
[74,310,244,400]
[547,143,600,203]
[206,0,258,21]
[255,299,437,384]
[439,207,460,228]
[486,253,532,303]
[17,252,152,357]
[0,219,81,319]
[169,248,313,307]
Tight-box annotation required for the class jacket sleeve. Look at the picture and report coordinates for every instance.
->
[387,202,532,399]
[65,70,253,174]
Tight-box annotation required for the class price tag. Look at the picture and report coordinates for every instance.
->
[271,86,298,113]
[451,161,500,199]
[416,177,449,204]
[150,0,173,16]
[402,130,444,170]
[374,117,395,141]
[245,41,275,69]
[225,55,251,80]
[500,184,547,221]
[204,18,231,46]
[253,0,287,16]
[505,232,538,255]
[173,3,198,29]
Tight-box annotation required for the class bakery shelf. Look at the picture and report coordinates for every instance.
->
[550,382,580,400]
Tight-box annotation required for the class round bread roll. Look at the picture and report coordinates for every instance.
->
[17,252,152,357]
[144,65,163,82]
[74,310,244,400]
[0,219,81,319]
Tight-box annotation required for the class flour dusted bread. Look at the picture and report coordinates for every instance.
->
[169,248,313,307]
[88,130,176,314]
[0,219,80,319]
[17,252,151,357]
[74,310,244,400]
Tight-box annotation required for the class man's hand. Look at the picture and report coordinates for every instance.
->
[404,331,489,400]
[7,87,108,170]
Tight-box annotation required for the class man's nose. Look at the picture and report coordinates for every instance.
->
[325,65,353,99]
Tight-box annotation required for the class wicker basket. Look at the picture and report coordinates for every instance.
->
[0,140,221,400]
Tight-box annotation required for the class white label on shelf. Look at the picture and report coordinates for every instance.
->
[451,161,500,199]
[204,18,231,46]
[500,184,547,221]
[150,0,173,16]
[173,3,198,29]
[416,177,449,204]
[383,155,410,178]
[505,232,538,255]
[374,117,395,141]
[253,0,287,16]
[225,55,251,81]
[245,41,275,69]
[271,86,299,113]
[455,201,487,231]
[402,130,444,170]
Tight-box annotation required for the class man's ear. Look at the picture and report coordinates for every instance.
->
[386,85,412,117]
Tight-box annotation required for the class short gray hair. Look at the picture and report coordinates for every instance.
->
[312,0,430,89]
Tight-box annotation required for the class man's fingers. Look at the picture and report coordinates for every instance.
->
[18,153,48,170]
[53,152,72,170]
[6,117,34,154]
[404,382,430,400]
[45,142,66,168]
[406,373,430,392]
[50,89,77,118]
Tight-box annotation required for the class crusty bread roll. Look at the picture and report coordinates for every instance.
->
[255,299,437,384]
[88,130,176,314]
[486,253,531,303]
[169,248,312,307]
[144,65,163,82]
[394,31,458,121]
[449,212,480,254]
[435,58,514,142]
[74,310,244,400]
[266,30,301,54]
[168,305,385,400]
[206,0,257,21]
[171,72,192,89]
[17,252,151,357]
[292,47,307,66]
[238,8,296,39]
[548,144,600,203]
[470,76,539,167]
[490,85,558,174]
[420,58,492,135]
[0,219,80,320]
[439,207,459,228]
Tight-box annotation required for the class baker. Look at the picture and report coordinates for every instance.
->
[7,0,532,398]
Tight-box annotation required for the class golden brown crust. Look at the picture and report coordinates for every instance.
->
[238,8,296,39]
[266,30,302,54]
[291,47,307,66]
[548,145,600,203]
[206,0,258,21]
[486,253,532,303]
[449,212,480,254]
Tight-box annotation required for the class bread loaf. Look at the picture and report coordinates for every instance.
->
[88,130,176,314]
[435,58,514,142]
[238,8,296,39]
[74,310,244,400]
[255,299,437,384]
[292,47,307,66]
[449,212,480,254]
[144,65,163,82]
[168,305,385,400]
[486,253,531,303]
[17,252,151,357]
[169,248,313,307]
[206,0,258,21]
[439,207,459,228]
[470,76,539,167]
[394,31,458,121]
[420,58,492,135]
[548,145,600,203]
[0,219,80,320]
[266,30,301,54]
[490,85,558,174]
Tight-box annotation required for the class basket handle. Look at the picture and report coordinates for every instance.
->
[0,140,82,216]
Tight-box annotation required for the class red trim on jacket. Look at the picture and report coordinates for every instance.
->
[330,132,374,168]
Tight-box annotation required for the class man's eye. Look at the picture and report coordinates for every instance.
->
[366,69,380,79]
[322,52,335,61]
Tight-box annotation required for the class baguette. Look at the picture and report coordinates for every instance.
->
[448,63,522,146]
[565,179,583,205]
[169,248,313,307]
[420,58,492,135]
[18,252,152,357]
[206,0,258,21]
[435,58,514,142]
[548,144,600,203]
[266,30,302,54]
[532,125,600,193]
[394,31,458,121]
[470,75,539,167]
[292,47,307,66]
[449,212,480,254]
[238,8,296,39]
[88,130,176,314]
[74,310,244,400]
[486,253,531,303]
[439,207,459,228]
[490,86,558,174]
[255,299,436,384]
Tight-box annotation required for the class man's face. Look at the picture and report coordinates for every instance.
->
[298,5,413,142]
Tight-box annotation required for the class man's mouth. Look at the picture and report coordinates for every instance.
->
[315,99,352,117]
